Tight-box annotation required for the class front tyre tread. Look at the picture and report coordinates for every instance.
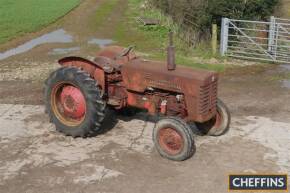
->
[153,117,195,161]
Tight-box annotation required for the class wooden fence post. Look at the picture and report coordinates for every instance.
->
[211,24,217,55]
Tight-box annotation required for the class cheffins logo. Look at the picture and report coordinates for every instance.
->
[229,174,288,191]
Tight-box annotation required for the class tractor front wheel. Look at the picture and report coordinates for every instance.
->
[44,67,106,138]
[153,117,195,161]
[197,99,231,136]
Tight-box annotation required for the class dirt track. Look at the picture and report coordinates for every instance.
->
[0,0,290,193]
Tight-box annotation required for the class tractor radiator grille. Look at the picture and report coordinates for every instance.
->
[198,80,218,115]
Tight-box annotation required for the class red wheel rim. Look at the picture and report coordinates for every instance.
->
[158,127,184,155]
[51,82,86,126]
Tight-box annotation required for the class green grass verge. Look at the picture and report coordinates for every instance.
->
[270,72,290,81]
[0,0,80,44]
[281,0,290,17]
[92,0,119,28]
[113,0,225,71]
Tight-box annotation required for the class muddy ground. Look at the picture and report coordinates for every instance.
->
[0,0,290,193]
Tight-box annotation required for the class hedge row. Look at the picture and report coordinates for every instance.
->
[150,0,279,43]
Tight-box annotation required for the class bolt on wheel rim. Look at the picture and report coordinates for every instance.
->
[158,127,184,155]
[51,82,86,126]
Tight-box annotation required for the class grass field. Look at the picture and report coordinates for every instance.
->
[92,0,118,28]
[280,0,290,17]
[111,0,225,71]
[0,0,80,44]
[90,0,226,71]
[283,0,290,17]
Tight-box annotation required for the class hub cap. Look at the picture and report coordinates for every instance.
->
[51,83,86,126]
[60,86,86,119]
[158,128,184,155]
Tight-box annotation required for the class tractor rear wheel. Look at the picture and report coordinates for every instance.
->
[197,99,231,136]
[44,67,106,138]
[153,117,195,161]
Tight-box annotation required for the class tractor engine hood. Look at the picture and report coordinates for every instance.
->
[121,59,218,95]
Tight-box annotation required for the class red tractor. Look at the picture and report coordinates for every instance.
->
[44,33,230,161]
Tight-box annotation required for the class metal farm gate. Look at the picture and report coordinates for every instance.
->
[220,17,290,63]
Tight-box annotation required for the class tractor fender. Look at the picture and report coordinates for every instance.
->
[58,56,107,91]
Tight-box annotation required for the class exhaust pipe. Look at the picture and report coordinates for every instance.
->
[167,31,176,71]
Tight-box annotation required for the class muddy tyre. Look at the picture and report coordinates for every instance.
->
[153,117,195,161]
[44,67,106,138]
[198,99,231,136]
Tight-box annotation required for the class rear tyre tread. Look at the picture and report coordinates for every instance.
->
[44,67,106,138]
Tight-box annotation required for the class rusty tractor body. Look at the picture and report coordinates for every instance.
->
[45,33,230,161]
[59,52,218,123]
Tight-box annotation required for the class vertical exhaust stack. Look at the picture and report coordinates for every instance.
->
[167,31,176,71]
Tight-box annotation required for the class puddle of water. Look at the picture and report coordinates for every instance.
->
[88,38,114,48]
[276,64,290,88]
[281,79,290,89]
[49,47,80,55]
[279,64,290,71]
[0,29,73,60]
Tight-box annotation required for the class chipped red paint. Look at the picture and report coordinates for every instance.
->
[121,59,218,122]
[59,56,99,75]
[94,68,105,91]
[160,101,167,115]
[57,45,219,123]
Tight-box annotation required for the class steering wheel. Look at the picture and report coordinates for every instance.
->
[119,45,135,57]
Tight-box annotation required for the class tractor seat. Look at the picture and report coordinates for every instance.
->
[93,56,121,73]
